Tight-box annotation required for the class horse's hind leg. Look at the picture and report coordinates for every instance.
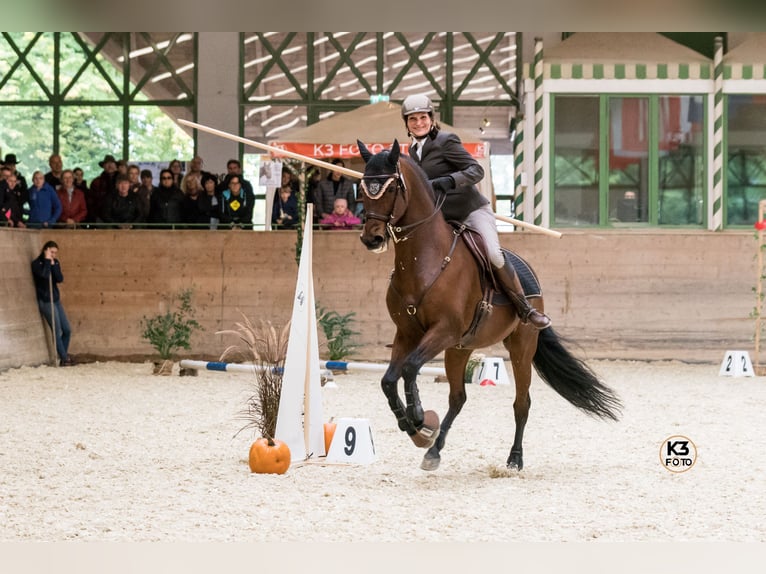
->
[504,326,539,471]
[421,347,471,471]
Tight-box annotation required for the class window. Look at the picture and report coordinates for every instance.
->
[551,93,705,227]
[726,95,766,226]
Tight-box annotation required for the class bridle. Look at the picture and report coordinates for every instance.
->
[360,161,446,243]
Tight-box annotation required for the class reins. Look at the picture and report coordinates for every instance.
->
[360,158,460,327]
[360,160,447,243]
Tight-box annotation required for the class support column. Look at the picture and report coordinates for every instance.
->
[533,37,544,226]
[197,32,239,174]
[711,36,724,231]
[513,111,525,222]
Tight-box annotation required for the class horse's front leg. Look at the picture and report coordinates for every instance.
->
[422,347,471,471]
[381,360,420,436]
[401,328,459,449]
[380,332,421,436]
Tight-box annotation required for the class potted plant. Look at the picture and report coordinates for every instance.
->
[140,287,202,375]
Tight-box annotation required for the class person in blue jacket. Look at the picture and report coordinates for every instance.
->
[27,170,62,228]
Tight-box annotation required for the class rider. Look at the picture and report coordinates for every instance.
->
[401,93,551,329]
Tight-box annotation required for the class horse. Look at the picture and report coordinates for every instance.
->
[356,138,622,472]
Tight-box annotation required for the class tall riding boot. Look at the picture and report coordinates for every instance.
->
[494,263,551,330]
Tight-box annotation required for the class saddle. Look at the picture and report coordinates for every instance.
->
[447,221,543,345]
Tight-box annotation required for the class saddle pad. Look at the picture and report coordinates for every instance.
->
[503,249,542,298]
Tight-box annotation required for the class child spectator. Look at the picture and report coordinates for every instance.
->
[272,185,299,229]
[319,197,361,230]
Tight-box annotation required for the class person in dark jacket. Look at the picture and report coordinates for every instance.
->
[315,160,356,221]
[148,169,185,228]
[31,240,74,366]
[401,93,550,329]
[220,175,255,229]
[103,175,141,228]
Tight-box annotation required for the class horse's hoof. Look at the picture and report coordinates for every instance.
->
[406,404,424,428]
[409,410,440,449]
[506,451,523,471]
[421,454,441,471]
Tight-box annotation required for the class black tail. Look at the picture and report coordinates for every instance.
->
[532,327,622,421]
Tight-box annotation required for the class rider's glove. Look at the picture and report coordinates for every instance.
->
[431,176,455,192]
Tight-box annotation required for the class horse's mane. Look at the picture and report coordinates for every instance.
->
[396,153,436,205]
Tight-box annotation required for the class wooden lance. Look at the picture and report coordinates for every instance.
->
[178,118,562,238]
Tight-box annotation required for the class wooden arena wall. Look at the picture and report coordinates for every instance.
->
[0,227,756,371]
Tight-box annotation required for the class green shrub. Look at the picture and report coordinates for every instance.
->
[140,288,202,360]
[316,304,359,361]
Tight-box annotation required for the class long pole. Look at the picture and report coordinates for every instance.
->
[178,119,361,179]
[756,199,766,368]
[178,118,561,238]
[48,271,57,367]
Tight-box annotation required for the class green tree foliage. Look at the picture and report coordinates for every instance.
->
[0,33,193,181]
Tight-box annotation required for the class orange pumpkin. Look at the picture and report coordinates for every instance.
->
[323,419,337,454]
[249,437,291,474]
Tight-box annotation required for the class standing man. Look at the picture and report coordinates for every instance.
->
[218,158,253,196]
[44,153,64,189]
[3,153,28,192]
[31,240,74,366]
[88,154,118,224]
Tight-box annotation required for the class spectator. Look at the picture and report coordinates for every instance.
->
[44,153,64,189]
[88,154,118,224]
[315,158,356,221]
[272,185,299,229]
[168,159,184,189]
[219,158,254,196]
[1,169,29,227]
[319,197,361,230]
[103,174,141,228]
[0,164,9,192]
[136,169,155,223]
[116,159,129,180]
[181,155,212,197]
[199,173,220,230]
[72,167,88,192]
[56,169,88,227]
[180,172,209,228]
[220,175,254,229]
[148,168,185,228]
[31,240,74,366]
[3,153,28,192]
[306,166,322,219]
[128,164,141,194]
[27,170,62,229]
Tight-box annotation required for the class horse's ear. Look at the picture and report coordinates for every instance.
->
[389,139,400,166]
[357,140,372,163]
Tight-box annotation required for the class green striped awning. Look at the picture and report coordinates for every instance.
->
[724,63,766,80]
[545,62,712,80]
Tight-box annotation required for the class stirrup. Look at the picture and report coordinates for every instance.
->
[523,307,551,329]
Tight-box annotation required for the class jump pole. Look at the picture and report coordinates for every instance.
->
[177,118,561,238]
[178,359,446,377]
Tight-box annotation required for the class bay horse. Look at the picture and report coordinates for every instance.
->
[356,139,621,472]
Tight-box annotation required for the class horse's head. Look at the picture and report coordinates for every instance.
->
[357,139,405,253]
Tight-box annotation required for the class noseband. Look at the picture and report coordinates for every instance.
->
[360,161,445,243]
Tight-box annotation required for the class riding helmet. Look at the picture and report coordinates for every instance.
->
[401,94,434,118]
